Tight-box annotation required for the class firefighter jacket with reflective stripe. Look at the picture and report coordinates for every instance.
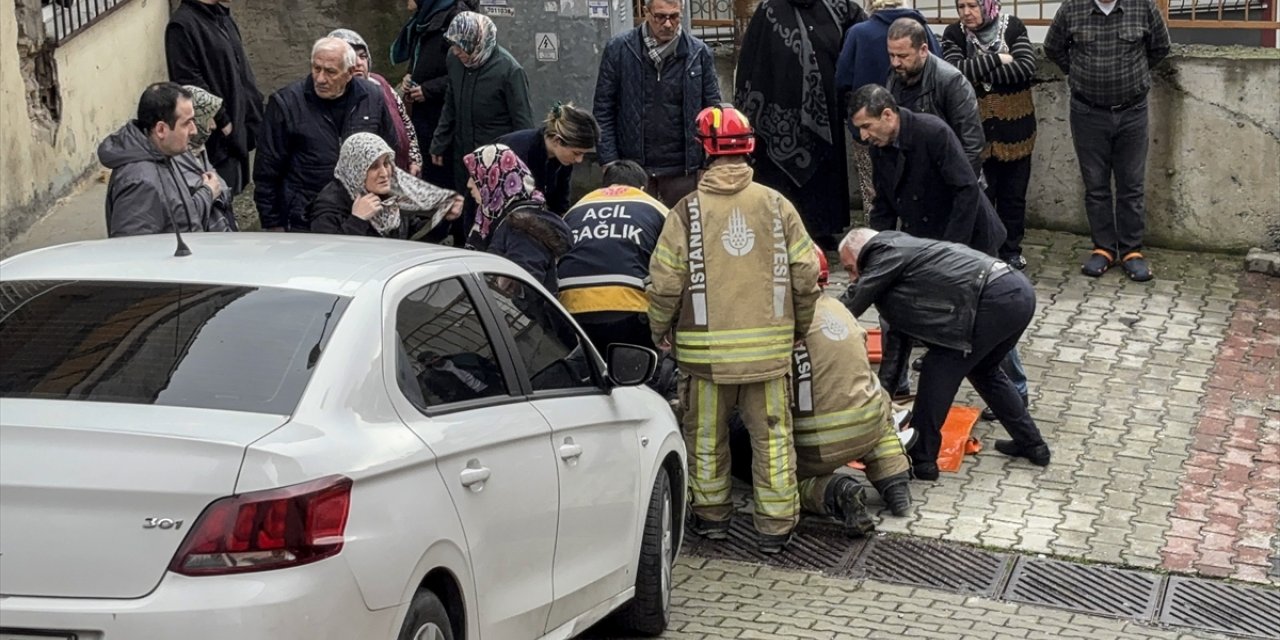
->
[558,186,668,315]
[791,295,892,478]
[647,162,821,384]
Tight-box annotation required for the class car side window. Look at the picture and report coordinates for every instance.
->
[483,274,598,393]
[396,278,509,408]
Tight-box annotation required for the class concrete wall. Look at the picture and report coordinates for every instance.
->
[0,0,171,250]
[1027,46,1280,252]
[236,0,412,96]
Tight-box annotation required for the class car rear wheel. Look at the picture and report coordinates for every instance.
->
[398,588,455,640]
[614,467,674,636]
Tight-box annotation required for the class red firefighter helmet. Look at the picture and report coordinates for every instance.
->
[695,104,756,157]
[816,247,830,288]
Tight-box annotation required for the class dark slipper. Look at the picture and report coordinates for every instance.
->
[1121,252,1153,282]
[1081,249,1114,277]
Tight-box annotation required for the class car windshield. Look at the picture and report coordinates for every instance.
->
[0,280,348,415]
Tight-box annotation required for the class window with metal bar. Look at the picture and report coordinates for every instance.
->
[43,0,137,46]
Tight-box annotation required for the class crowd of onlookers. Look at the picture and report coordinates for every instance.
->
[97,0,1171,551]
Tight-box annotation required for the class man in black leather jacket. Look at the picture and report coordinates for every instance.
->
[838,228,1050,480]
[884,17,985,179]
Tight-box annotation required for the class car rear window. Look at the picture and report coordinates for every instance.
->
[0,280,348,415]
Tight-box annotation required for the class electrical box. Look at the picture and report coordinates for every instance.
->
[479,0,637,115]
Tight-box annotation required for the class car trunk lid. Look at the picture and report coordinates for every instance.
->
[0,400,287,599]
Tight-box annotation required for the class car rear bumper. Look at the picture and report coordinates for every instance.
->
[0,558,398,640]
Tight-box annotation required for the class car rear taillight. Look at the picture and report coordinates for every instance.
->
[169,475,352,576]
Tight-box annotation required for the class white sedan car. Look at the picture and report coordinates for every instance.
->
[0,234,685,640]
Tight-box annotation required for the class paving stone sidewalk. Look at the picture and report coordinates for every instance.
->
[823,229,1279,587]
[586,557,1231,639]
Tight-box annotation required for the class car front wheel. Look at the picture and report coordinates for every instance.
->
[614,467,674,636]
[397,588,454,640]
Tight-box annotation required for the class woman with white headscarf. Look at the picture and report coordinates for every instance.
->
[178,84,235,230]
[307,132,463,238]
[428,11,534,245]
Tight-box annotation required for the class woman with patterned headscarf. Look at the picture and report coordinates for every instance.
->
[178,85,236,230]
[306,132,463,238]
[462,144,570,295]
[429,12,534,245]
[942,0,1036,270]
[734,0,868,252]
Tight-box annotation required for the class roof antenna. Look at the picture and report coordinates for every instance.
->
[173,228,192,257]
[164,161,195,257]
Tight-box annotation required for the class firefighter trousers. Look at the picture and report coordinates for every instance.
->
[796,409,911,515]
[683,375,799,536]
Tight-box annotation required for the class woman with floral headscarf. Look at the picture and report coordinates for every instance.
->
[178,84,235,230]
[429,11,534,244]
[942,0,1036,270]
[307,132,463,238]
[463,144,570,295]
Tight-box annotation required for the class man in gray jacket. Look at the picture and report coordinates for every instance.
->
[99,82,230,237]
[884,18,984,179]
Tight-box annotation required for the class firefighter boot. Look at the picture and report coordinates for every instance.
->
[872,472,913,517]
[689,514,731,540]
[826,476,875,538]
[757,530,793,555]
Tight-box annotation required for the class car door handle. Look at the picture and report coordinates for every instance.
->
[559,442,583,461]
[460,466,491,488]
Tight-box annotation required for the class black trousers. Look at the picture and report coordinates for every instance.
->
[575,312,655,356]
[984,155,1032,260]
[910,271,1045,467]
[878,321,913,398]
[1069,96,1150,257]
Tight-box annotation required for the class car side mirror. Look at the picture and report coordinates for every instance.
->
[606,344,658,387]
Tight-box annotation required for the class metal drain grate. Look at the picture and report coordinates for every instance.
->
[1002,557,1163,620]
[845,535,1011,597]
[683,517,866,573]
[1159,576,1280,639]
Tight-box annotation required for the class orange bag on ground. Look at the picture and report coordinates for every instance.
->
[866,328,882,364]
[937,405,982,472]
[846,405,982,473]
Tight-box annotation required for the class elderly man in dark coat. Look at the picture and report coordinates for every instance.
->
[165,0,264,198]
[253,38,400,232]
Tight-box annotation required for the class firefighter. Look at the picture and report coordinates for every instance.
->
[791,249,913,533]
[728,250,914,536]
[647,104,821,554]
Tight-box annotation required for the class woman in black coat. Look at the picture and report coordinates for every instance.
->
[165,0,265,195]
[308,133,462,239]
[496,103,599,215]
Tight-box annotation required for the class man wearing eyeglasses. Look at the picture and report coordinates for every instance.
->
[593,0,722,208]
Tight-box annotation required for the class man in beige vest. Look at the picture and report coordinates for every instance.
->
[729,248,913,536]
[791,249,913,534]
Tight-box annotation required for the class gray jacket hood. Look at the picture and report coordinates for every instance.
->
[100,122,230,237]
[98,122,168,169]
